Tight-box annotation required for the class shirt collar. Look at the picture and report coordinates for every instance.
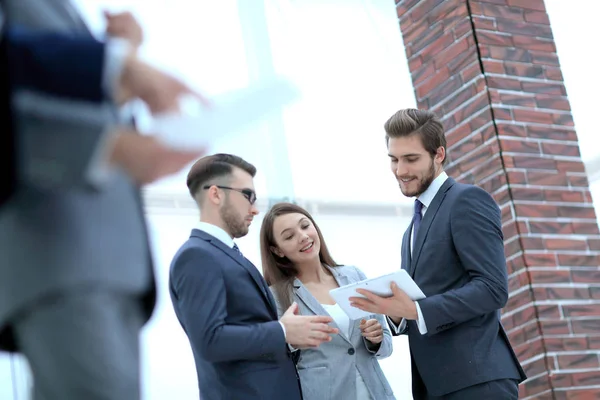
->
[196,222,235,248]
[417,171,448,209]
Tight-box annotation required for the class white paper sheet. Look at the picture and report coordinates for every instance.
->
[147,76,300,151]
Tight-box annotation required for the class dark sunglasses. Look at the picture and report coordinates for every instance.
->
[203,185,257,205]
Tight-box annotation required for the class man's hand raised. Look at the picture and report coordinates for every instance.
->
[280,302,338,349]
[108,131,205,185]
[115,55,208,114]
[350,282,418,321]
[104,10,143,49]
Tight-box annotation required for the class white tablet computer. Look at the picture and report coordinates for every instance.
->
[329,270,426,320]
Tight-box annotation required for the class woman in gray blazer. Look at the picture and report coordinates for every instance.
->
[260,202,396,400]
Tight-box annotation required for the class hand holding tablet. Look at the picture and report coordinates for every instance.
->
[330,270,426,320]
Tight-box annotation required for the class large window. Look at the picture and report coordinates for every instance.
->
[10,0,600,398]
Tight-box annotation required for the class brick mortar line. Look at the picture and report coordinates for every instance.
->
[501,152,584,162]
[504,233,600,241]
[509,200,596,207]
[413,28,476,86]
[447,120,494,150]
[491,104,572,115]
[436,85,489,119]
[529,283,600,288]
[523,388,552,400]
[464,1,557,395]
[547,351,600,356]
[512,217,598,222]
[444,105,490,136]
[485,72,564,84]
[497,136,580,146]
[494,119,579,130]
[450,136,500,169]
[502,201,595,208]
[422,71,484,114]
[407,22,473,62]
[503,184,590,191]
[493,183,593,196]
[551,367,600,374]
[515,266,600,272]
[505,318,537,335]
[492,88,568,98]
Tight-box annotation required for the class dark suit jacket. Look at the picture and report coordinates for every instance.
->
[0,2,155,353]
[0,19,15,207]
[6,26,105,101]
[0,23,105,208]
[169,229,302,400]
[395,177,526,397]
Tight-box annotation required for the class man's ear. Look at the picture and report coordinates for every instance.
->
[270,246,284,258]
[435,146,446,166]
[205,185,223,205]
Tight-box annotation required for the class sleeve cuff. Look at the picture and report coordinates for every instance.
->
[85,127,118,187]
[279,321,299,352]
[415,302,428,335]
[102,38,132,101]
[387,315,406,334]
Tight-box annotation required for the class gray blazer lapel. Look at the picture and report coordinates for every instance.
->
[293,270,354,344]
[293,279,327,317]
[329,268,359,342]
[410,178,456,277]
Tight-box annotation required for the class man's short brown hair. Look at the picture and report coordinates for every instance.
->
[384,108,447,165]
[186,153,256,199]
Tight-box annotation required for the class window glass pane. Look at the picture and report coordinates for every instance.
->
[264,0,416,207]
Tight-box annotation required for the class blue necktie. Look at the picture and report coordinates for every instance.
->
[412,199,423,250]
[233,243,243,257]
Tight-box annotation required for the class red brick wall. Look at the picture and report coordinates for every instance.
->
[394,0,600,398]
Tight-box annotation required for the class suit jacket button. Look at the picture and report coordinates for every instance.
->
[347,348,355,355]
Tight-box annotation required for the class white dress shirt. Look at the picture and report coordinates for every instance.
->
[196,221,235,247]
[194,222,289,340]
[86,38,133,187]
[388,171,448,335]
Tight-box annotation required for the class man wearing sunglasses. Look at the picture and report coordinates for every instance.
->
[169,153,338,400]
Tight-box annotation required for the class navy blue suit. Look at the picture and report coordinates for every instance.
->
[396,177,526,399]
[1,25,106,207]
[6,26,104,101]
[169,229,302,399]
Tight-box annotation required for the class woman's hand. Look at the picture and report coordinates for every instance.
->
[360,318,383,344]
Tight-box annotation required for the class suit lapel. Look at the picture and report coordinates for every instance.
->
[293,268,354,344]
[410,178,456,277]
[330,269,358,343]
[62,1,93,34]
[192,230,277,318]
[401,224,412,272]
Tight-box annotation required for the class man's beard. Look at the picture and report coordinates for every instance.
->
[401,160,436,198]
[220,201,249,239]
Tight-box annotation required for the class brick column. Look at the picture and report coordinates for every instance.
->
[395,0,600,398]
